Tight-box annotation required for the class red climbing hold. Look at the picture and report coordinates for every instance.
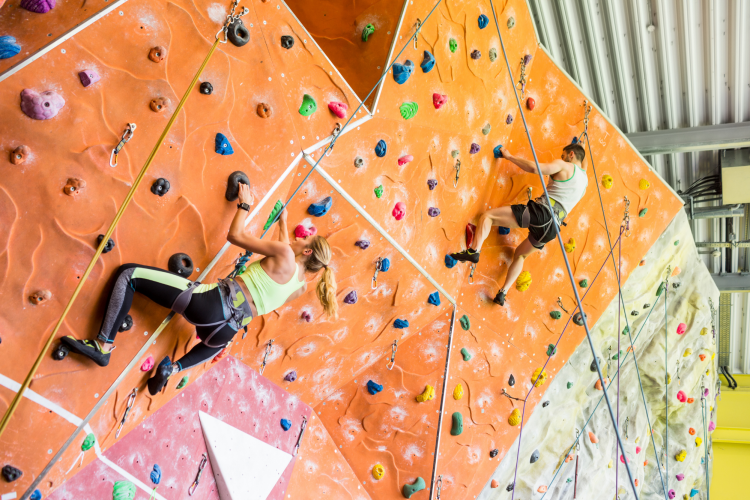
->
[527,97,536,110]
[677,390,686,402]
[676,323,687,335]
[294,224,317,239]
[398,155,413,166]
[392,202,406,220]
[433,93,448,109]
[328,101,348,119]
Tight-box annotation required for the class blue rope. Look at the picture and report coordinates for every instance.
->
[665,271,670,492]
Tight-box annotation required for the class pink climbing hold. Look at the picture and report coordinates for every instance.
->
[676,323,687,335]
[301,311,312,322]
[708,421,715,432]
[294,224,317,239]
[620,454,628,464]
[392,202,406,220]
[78,70,100,88]
[433,93,448,109]
[668,490,676,499]
[676,390,687,403]
[20,0,55,13]
[328,101,348,119]
[676,474,684,481]
[140,355,155,372]
[636,446,641,454]
[398,155,413,166]
[20,89,65,120]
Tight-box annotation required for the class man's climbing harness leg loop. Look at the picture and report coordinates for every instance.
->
[259,339,274,375]
[386,340,398,370]
[109,123,136,167]
[293,416,307,456]
[115,388,138,439]
[188,453,208,496]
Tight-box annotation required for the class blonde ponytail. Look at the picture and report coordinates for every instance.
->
[304,236,338,319]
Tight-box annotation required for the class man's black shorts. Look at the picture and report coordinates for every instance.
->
[511,200,556,249]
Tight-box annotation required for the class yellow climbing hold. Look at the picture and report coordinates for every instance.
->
[372,464,384,480]
[564,238,576,253]
[453,383,464,400]
[695,437,702,447]
[701,327,708,336]
[683,348,692,357]
[711,352,716,360]
[635,436,640,444]
[516,270,532,292]
[667,374,672,385]
[675,449,687,462]
[416,385,435,402]
[607,459,613,469]
[601,174,613,189]
[639,179,651,190]
[531,367,548,387]
[508,408,521,426]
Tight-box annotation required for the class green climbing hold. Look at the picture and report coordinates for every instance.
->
[459,315,470,330]
[450,411,463,436]
[451,150,459,158]
[399,101,418,120]
[112,480,136,500]
[674,240,680,246]
[546,344,556,356]
[550,311,562,320]
[299,94,317,116]
[507,17,516,29]
[362,23,375,42]
[460,347,471,361]
[622,326,630,336]
[81,433,96,451]
[482,123,491,135]
[612,350,623,360]
[374,185,384,198]
[579,279,588,288]
[489,48,498,62]
[176,375,189,389]
[567,381,573,389]
[639,208,648,217]
[449,38,457,53]
[656,282,666,297]
[263,200,284,231]
[402,477,426,498]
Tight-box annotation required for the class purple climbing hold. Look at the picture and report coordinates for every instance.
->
[78,70,100,88]
[506,114,514,124]
[20,0,56,14]
[676,474,685,481]
[355,240,370,250]
[20,89,65,120]
[284,370,297,382]
[470,50,481,60]
[428,207,440,217]
[668,490,676,499]
[523,54,532,65]
[470,143,480,154]
[301,311,312,322]
[427,179,437,190]
[344,290,358,304]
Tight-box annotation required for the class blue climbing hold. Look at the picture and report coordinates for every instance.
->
[307,196,333,217]
[498,226,510,235]
[30,490,42,500]
[690,489,699,498]
[394,319,409,329]
[215,133,234,155]
[280,418,292,431]
[420,50,435,73]
[571,136,580,145]
[493,144,504,159]
[428,291,440,306]
[375,139,387,157]
[366,380,383,395]
[378,257,391,272]
[150,464,161,485]
[478,14,489,29]
[445,254,457,268]
[0,36,21,60]
[393,60,414,84]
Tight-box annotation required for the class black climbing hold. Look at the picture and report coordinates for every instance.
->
[119,314,133,332]
[506,482,514,492]
[643,303,651,309]
[225,171,250,201]
[2,465,22,482]
[52,343,69,361]
[508,374,515,386]
[672,282,681,289]
[227,18,250,47]
[199,82,213,95]
[470,49,481,60]
[542,400,550,407]
[530,449,540,463]
[97,234,115,254]
[490,449,499,458]
[280,35,294,49]
[168,253,194,277]
[427,179,437,190]
[590,358,600,372]
[573,311,587,326]
[151,178,170,197]
[631,310,639,316]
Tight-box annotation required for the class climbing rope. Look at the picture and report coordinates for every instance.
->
[700,378,710,497]
[664,265,671,492]
[115,388,137,439]
[386,340,398,370]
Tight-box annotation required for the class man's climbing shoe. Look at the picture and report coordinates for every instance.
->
[147,356,173,396]
[450,249,480,264]
[493,290,507,306]
[60,336,111,367]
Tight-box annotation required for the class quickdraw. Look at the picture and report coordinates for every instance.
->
[623,196,631,237]
[372,257,384,289]
[259,339,274,375]
[606,346,612,376]
[708,298,717,345]
[414,18,422,49]
[575,101,592,146]
[557,297,570,315]
[516,57,528,96]
[109,123,136,167]
[326,123,342,157]
[215,0,249,42]
[573,428,580,498]
[526,186,533,202]
[623,416,629,440]
[188,453,208,496]
[386,340,398,370]
[468,263,476,284]
[500,388,524,408]
[293,416,307,456]
[453,159,461,187]
[435,475,442,499]
[115,388,137,439]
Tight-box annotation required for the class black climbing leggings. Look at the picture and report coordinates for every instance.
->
[98,264,239,370]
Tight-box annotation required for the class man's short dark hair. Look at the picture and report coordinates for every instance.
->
[563,144,585,162]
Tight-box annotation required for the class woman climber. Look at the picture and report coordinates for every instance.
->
[60,183,338,395]
[450,143,588,306]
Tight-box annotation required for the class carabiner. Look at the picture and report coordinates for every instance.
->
[326,123,342,157]
[468,263,476,284]
[414,18,422,49]
[557,296,569,314]
[259,339,274,375]
[372,257,382,289]
[110,123,136,167]
[623,196,631,237]
[116,388,138,439]
[188,454,208,496]
[293,416,308,456]
[386,340,398,370]
[435,475,442,499]
[453,159,461,188]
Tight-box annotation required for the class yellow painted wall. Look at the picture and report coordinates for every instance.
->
[713,374,750,499]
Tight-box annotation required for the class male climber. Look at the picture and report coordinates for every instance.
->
[450,143,588,306]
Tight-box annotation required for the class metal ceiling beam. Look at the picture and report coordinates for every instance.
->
[601,0,634,133]
[692,204,746,220]
[528,0,550,49]
[714,275,750,293]
[577,0,609,116]
[627,0,654,132]
[654,0,678,187]
[626,122,750,155]
[552,0,580,84]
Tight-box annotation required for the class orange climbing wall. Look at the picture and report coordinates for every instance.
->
[0,0,685,499]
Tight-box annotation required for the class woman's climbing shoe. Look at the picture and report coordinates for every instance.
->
[493,290,507,306]
[60,336,111,367]
[147,357,174,396]
[450,249,480,263]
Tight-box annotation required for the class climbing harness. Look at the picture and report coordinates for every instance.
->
[115,388,137,439]
[259,339,274,375]
[557,297,569,315]
[453,158,461,187]
[468,263,476,284]
[325,123,342,157]
[293,416,307,456]
[372,257,385,289]
[109,123,136,167]
[386,340,398,370]
[214,0,249,43]
[434,475,442,499]
[188,453,208,496]
[414,19,422,49]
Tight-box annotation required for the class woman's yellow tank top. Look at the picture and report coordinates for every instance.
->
[237,260,305,316]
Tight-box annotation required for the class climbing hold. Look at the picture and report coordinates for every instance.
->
[695,437,702,447]
[199,82,213,95]
[2,465,22,482]
[546,344,556,356]
[451,150,460,158]
[372,464,384,480]
[656,282,666,296]
[150,464,161,485]
[392,201,406,220]
[478,14,489,29]
[676,390,687,403]
[283,370,297,382]
[675,449,686,462]
[699,354,706,361]
[530,449,540,463]
[470,49,481,60]
[81,433,96,452]
[119,314,133,332]
[573,311,587,326]
[516,270,532,291]
[508,374,515,386]
[379,258,391,272]
[344,290,358,304]
[353,156,365,169]
[420,50,435,72]
[427,179,438,191]
[700,327,708,336]
[10,145,30,165]
[280,418,292,431]
[301,311,312,322]
[214,133,234,155]
[594,378,609,390]
[491,479,499,488]
[140,355,154,372]
[550,311,562,320]
[374,185,384,198]
[542,400,550,407]
[453,383,463,400]
[375,139,387,157]
[493,145,504,159]
[367,380,383,395]
[506,114,514,124]
[469,143,480,154]
[668,491,676,500]
[444,254,457,268]
[20,0,55,13]
[508,408,521,426]
[588,431,598,444]
[449,38,457,53]
[227,19,250,47]
[78,70,100,88]
[459,315,470,330]
[168,253,193,276]
[112,480,136,500]
[328,101,348,119]
[263,200,284,231]
[601,174,613,189]
[361,23,375,42]
[21,89,65,120]
[531,367,547,387]
[294,224,317,239]
[524,54,533,65]
[674,240,680,246]
[150,97,170,113]
[507,482,515,491]
[392,60,415,84]
[63,178,86,196]
[675,473,685,482]
[507,16,516,28]
[677,323,687,335]
[97,234,115,254]
[640,179,651,190]
[460,348,471,361]
[639,208,648,217]
[482,123,491,135]
[176,375,189,389]
[151,178,170,197]
[355,240,370,250]
[394,318,409,329]
[29,490,41,500]
[538,486,548,493]
[432,93,448,109]
[427,207,440,217]
[709,421,716,432]
[308,197,333,217]
[687,397,694,403]
[428,291,440,306]
[416,385,435,402]
[489,48,497,62]
[0,35,21,60]
[148,46,167,63]
[402,477,425,498]
[398,155,414,166]
[299,94,317,116]
[490,449,499,458]
[399,101,418,120]
[527,97,536,110]
[579,279,588,288]
[257,102,272,118]
[690,489,699,498]
[450,412,463,435]
[225,171,249,202]
[280,35,294,49]
[672,266,682,277]
[567,381,573,389]
[683,348,692,357]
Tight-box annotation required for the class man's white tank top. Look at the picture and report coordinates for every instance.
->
[546,164,588,215]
